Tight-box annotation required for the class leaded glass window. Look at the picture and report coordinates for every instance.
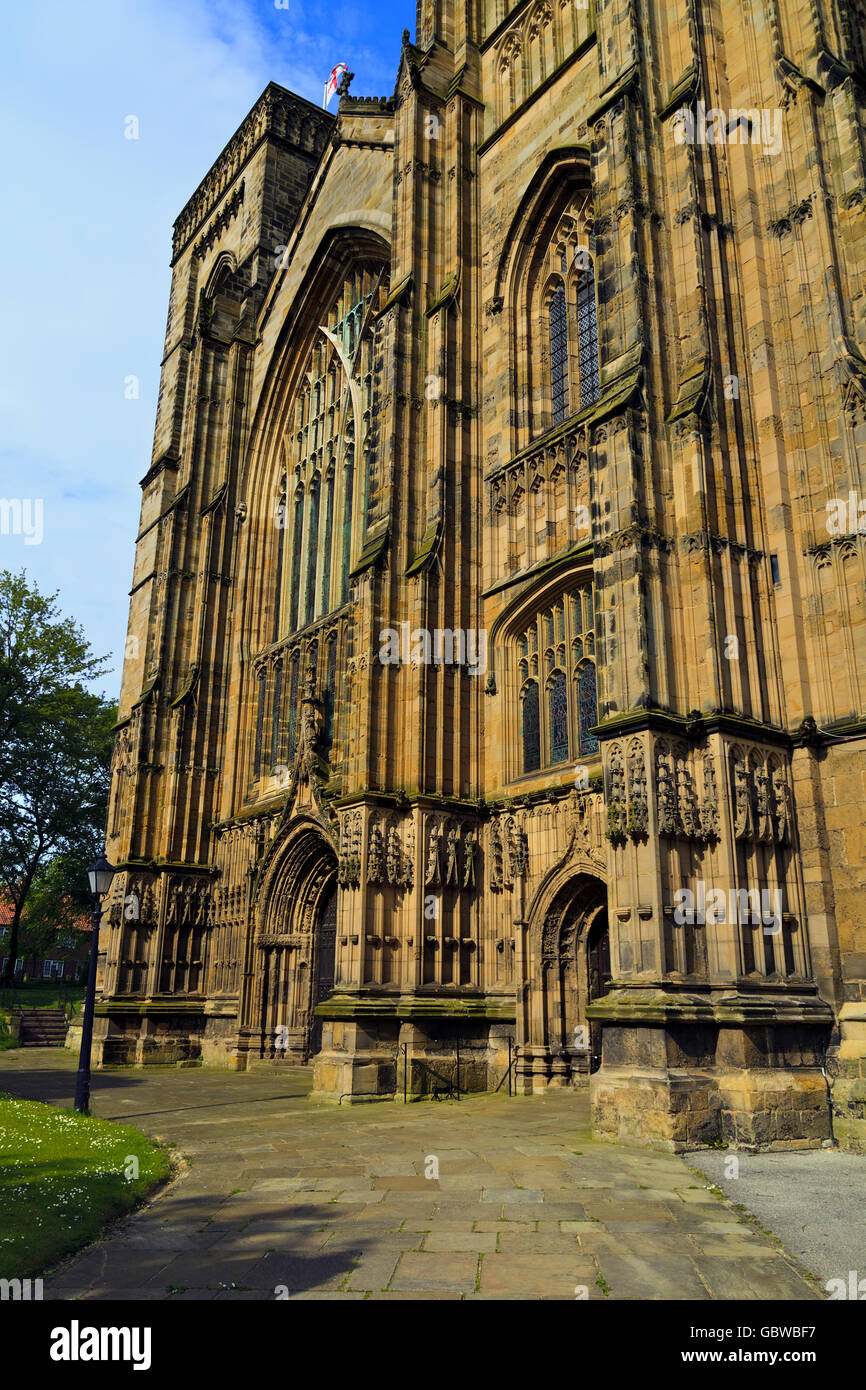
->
[304,482,320,628]
[323,634,338,749]
[273,476,286,644]
[577,269,600,408]
[288,652,300,759]
[514,582,597,777]
[549,283,568,426]
[288,493,303,634]
[254,669,267,777]
[577,661,599,755]
[549,670,569,763]
[522,681,541,773]
[271,660,283,769]
[276,264,388,640]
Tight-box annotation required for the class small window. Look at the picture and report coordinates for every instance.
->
[770,554,781,585]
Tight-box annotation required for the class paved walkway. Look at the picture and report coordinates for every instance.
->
[687,1148,866,1295]
[0,1051,822,1300]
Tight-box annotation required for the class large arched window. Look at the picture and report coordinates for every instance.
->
[499,166,599,447]
[277,262,388,639]
[514,582,598,777]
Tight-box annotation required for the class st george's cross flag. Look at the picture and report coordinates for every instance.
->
[323,63,348,107]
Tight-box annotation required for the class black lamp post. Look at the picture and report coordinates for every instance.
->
[73,850,116,1115]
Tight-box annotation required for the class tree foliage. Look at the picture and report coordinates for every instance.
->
[0,571,116,984]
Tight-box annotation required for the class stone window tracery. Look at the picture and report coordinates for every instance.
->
[515,582,598,775]
[279,263,387,639]
[521,197,599,443]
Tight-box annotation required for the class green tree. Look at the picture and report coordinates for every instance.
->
[0,571,115,985]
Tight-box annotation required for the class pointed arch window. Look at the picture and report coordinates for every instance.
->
[288,491,304,634]
[513,582,598,778]
[549,282,568,426]
[548,669,569,763]
[288,651,300,759]
[273,475,287,644]
[521,681,541,774]
[272,260,388,642]
[271,660,283,769]
[509,173,598,448]
[254,668,267,778]
[304,479,320,628]
[577,660,599,755]
[576,266,600,408]
[323,633,338,750]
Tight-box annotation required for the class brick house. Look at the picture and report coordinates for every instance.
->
[0,897,91,984]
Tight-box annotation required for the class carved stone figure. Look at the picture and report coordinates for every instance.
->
[626,741,648,838]
[367,821,384,883]
[385,823,400,885]
[489,820,504,891]
[607,747,627,841]
[772,767,790,844]
[425,822,442,886]
[445,826,460,886]
[463,830,477,888]
[655,748,678,837]
[701,757,720,840]
[755,766,774,842]
[734,760,755,840]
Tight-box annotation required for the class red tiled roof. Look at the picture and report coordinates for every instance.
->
[0,893,91,933]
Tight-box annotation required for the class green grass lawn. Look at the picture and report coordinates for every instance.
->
[0,984,86,1049]
[0,1093,171,1279]
[1,982,86,1012]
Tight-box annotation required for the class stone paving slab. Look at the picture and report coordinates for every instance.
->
[0,1049,828,1301]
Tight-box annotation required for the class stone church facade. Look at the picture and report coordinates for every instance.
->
[98,0,866,1151]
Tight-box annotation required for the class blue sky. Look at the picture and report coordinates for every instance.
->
[0,0,413,701]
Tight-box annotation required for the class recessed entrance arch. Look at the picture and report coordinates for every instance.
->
[242,821,338,1063]
[517,869,608,1093]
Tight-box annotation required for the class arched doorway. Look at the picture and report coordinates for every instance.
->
[586,909,611,1072]
[518,871,608,1092]
[245,823,338,1063]
[310,883,337,1056]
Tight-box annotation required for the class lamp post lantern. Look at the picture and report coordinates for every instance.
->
[73,850,116,1115]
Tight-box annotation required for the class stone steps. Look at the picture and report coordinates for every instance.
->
[16,1008,69,1046]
